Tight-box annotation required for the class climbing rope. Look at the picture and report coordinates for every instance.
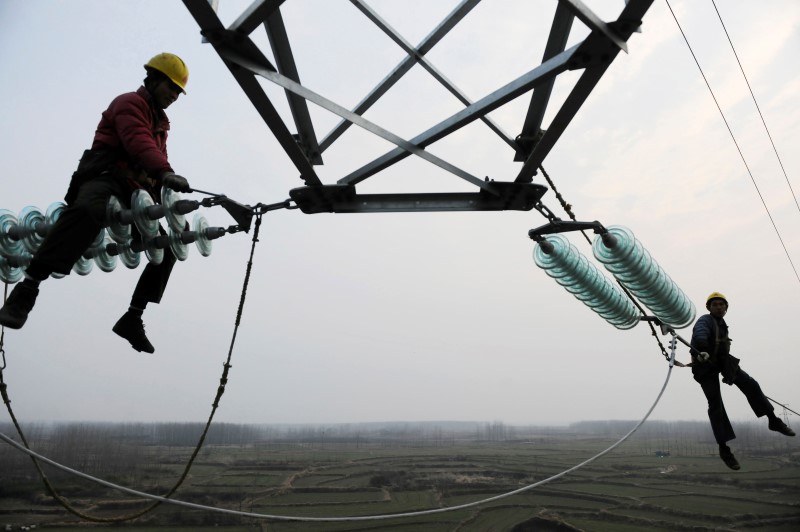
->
[0,210,265,523]
[0,345,677,523]
[1,283,6,372]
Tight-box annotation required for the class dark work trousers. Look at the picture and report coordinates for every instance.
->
[694,366,773,444]
[26,173,177,305]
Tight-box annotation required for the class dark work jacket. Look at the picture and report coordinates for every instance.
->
[65,86,173,204]
[690,314,739,383]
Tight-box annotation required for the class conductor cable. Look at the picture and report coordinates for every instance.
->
[0,358,675,523]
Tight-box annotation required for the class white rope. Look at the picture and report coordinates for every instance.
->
[0,355,674,522]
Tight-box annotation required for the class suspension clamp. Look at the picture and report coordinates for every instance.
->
[528,219,608,241]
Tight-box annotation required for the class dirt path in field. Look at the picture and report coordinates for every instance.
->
[280,469,304,490]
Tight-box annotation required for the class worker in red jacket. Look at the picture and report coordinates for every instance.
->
[0,53,192,354]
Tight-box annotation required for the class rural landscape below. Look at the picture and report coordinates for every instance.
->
[2,419,799,531]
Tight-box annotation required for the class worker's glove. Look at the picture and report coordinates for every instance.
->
[162,172,191,193]
[696,351,710,363]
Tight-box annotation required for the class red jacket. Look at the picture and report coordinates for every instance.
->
[91,86,174,189]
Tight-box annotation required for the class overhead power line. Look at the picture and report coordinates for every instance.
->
[711,0,800,215]
[666,0,800,285]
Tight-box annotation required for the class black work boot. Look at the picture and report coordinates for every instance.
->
[0,282,40,329]
[112,312,155,353]
[768,417,796,437]
[719,445,740,471]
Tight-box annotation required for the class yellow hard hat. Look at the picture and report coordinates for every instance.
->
[706,292,728,309]
[144,53,189,93]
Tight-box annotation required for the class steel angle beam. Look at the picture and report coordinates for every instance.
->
[184,0,322,185]
[264,8,323,164]
[229,0,285,35]
[350,0,515,152]
[289,182,548,214]
[339,44,578,186]
[218,45,493,192]
[319,0,480,152]
[514,0,653,183]
[560,0,628,54]
[186,0,655,214]
[515,2,575,161]
[515,63,608,183]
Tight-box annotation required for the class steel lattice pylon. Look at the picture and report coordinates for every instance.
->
[183,0,654,213]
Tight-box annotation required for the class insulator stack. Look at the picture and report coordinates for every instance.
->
[592,225,695,329]
[533,234,640,330]
[0,188,227,284]
[0,254,26,284]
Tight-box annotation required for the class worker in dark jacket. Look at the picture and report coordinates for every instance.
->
[0,53,192,354]
[690,292,794,470]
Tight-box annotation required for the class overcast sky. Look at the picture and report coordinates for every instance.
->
[0,1,798,430]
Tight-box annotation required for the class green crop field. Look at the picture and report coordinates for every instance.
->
[2,420,799,530]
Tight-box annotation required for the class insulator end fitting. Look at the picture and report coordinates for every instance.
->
[601,232,617,248]
[538,239,555,254]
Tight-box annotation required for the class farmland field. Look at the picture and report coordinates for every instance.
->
[1,420,799,530]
